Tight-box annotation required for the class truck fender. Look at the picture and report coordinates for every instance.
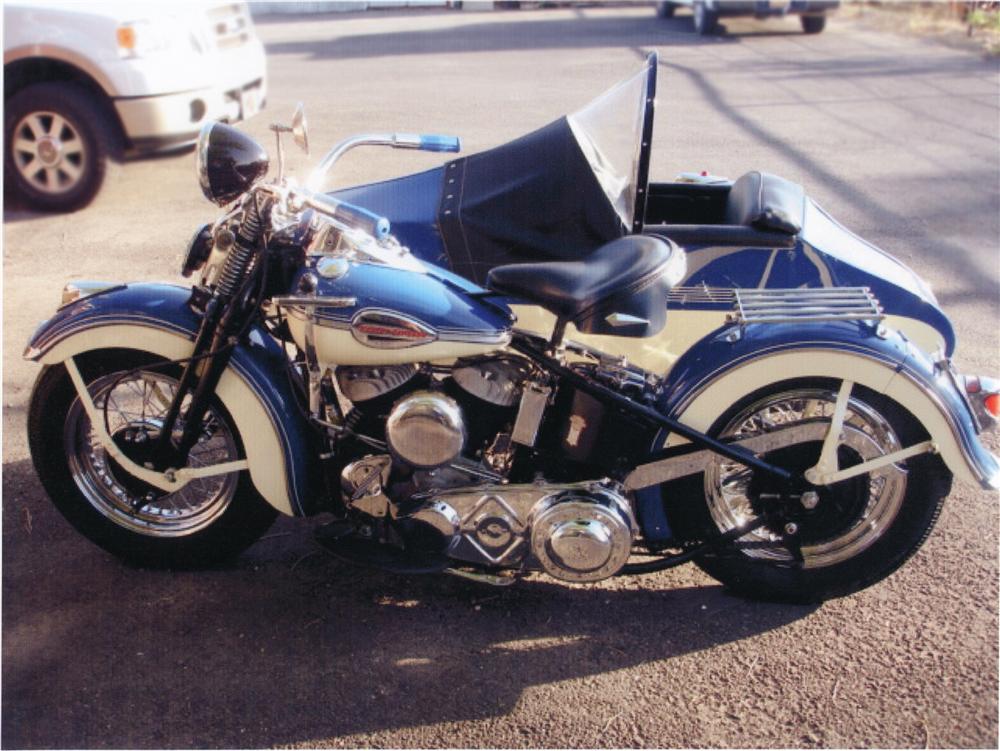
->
[660,320,1000,489]
[24,283,325,516]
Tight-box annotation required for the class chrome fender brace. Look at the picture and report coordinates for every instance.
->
[625,379,938,491]
[64,356,248,494]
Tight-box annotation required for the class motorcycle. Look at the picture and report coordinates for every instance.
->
[24,53,999,602]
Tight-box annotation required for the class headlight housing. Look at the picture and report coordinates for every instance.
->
[196,122,269,206]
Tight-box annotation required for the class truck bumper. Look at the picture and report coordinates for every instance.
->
[114,76,266,151]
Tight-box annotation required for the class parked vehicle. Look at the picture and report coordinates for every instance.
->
[656,1,840,35]
[3,2,267,212]
[24,54,998,603]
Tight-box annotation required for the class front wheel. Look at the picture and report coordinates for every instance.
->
[669,380,951,602]
[28,349,277,567]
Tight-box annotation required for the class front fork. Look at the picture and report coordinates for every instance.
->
[154,197,265,471]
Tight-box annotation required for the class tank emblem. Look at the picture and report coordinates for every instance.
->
[351,309,437,349]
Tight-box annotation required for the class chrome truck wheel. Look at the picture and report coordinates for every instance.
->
[671,379,952,603]
[4,83,114,211]
[28,350,276,567]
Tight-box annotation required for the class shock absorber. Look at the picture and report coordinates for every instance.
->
[216,197,263,298]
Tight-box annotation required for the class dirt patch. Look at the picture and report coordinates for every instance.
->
[842,1,1000,56]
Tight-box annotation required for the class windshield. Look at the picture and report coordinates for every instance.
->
[567,53,656,229]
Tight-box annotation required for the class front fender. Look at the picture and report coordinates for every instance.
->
[661,320,1000,489]
[24,283,325,516]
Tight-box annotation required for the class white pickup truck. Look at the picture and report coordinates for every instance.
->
[4,2,267,211]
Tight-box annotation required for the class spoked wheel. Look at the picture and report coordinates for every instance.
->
[676,380,951,602]
[29,350,277,567]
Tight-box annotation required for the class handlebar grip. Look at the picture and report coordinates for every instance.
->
[308,194,391,239]
[419,134,462,153]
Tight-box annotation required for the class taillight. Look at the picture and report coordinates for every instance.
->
[963,374,1000,430]
[985,393,1000,419]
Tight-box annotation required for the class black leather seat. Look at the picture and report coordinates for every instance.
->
[487,235,674,321]
[724,170,805,235]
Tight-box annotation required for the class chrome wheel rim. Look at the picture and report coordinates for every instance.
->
[11,111,87,195]
[64,369,239,537]
[705,388,908,569]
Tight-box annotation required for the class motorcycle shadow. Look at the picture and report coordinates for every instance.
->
[2,464,817,748]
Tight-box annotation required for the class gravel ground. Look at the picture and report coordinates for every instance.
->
[3,5,998,748]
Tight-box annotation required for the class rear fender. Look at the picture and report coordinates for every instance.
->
[660,320,1000,489]
[24,283,325,516]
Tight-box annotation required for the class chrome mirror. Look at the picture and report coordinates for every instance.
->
[292,103,308,154]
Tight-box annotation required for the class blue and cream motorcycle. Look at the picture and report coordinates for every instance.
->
[25,54,999,602]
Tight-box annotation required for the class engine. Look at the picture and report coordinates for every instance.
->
[335,353,645,582]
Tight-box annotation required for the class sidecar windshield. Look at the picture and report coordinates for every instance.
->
[568,54,656,230]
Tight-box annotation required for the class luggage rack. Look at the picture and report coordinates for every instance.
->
[729,287,884,325]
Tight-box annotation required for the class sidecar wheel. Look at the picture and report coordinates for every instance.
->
[667,380,951,603]
[28,349,277,568]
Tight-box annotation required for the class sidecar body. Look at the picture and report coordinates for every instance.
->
[330,53,999,490]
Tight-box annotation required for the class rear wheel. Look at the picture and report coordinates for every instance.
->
[670,380,950,602]
[28,350,277,567]
[800,14,827,34]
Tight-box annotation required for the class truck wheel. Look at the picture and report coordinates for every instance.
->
[693,2,719,35]
[656,2,676,18]
[4,82,114,212]
[800,14,827,34]
[28,349,278,568]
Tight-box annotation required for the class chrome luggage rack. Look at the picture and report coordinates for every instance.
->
[666,285,884,325]
[730,287,884,325]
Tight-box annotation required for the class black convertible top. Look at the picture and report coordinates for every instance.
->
[436,117,626,285]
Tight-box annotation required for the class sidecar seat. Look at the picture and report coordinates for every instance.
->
[723,170,805,235]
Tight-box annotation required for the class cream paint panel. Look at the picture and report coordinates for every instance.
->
[511,304,728,375]
[883,315,946,359]
[286,315,507,366]
[668,349,979,485]
[38,326,295,515]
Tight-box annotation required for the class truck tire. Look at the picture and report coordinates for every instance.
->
[656,2,676,18]
[5,82,115,212]
[693,2,719,35]
[801,15,827,34]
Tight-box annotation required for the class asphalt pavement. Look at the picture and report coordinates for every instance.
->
[3,5,998,748]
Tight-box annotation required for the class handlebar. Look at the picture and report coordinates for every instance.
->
[307,131,462,191]
[303,193,390,240]
[417,134,461,153]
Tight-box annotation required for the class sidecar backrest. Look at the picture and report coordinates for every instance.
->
[724,171,805,235]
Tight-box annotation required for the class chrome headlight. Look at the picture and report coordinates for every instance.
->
[196,122,269,206]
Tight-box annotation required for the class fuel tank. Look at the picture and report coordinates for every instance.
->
[284,258,514,366]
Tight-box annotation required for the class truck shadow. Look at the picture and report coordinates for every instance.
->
[2,458,816,748]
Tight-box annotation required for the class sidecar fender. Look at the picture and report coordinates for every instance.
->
[24,283,325,516]
[660,321,1000,489]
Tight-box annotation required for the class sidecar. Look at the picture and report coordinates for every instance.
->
[330,52,999,492]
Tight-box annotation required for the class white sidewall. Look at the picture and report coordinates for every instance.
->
[37,325,295,515]
[670,348,979,486]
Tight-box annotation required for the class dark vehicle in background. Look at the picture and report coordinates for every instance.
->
[656,0,840,35]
